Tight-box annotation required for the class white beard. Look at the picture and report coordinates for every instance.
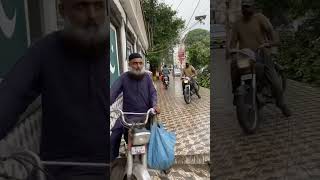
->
[63,18,108,47]
[128,66,145,76]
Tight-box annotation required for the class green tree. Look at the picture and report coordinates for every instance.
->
[183,29,210,88]
[256,0,320,26]
[142,0,185,71]
[184,29,210,69]
[185,29,210,49]
[257,0,320,86]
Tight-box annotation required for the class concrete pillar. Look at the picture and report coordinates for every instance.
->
[120,20,128,72]
[42,0,58,34]
[134,38,137,52]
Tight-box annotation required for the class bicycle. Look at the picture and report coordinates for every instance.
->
[0,148,110,180]
[110,108,156,180]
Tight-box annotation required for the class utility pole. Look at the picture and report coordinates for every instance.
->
[168,48,173,68]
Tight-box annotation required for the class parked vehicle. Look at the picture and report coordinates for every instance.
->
[173,68,181,77]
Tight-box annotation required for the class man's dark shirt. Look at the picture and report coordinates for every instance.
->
[0,31,109,163]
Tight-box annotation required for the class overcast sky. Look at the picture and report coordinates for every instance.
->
[161,0,210,37]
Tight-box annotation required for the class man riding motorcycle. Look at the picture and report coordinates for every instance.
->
[181,63,201,98]
[161,65,170,82]
[229,0,291,117]
[110,53,160,162]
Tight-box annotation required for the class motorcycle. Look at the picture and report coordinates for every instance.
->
[182,75,200,104]
[110,108,155,180]
[163,75,169,89]
[231,46,287,134]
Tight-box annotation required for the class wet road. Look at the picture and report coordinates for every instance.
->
[211,49,320,180]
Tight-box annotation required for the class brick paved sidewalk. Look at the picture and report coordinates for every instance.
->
[212,49,320,180]
[150,165,210,180]
[156,76,210,164]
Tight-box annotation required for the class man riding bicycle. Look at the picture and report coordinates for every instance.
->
[229,0,291,117]
[181,62,201,98]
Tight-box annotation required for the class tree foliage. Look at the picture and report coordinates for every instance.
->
[277,18,320,86]
[198,67,210,89]
[184,29,210,70]
[184,29,210,50]
[184,29,210,88]
[256,0,320,26]
[257,0,320,86]
[142,0,185,70]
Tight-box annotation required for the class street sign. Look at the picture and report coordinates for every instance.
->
[0,0,29,77]
[178,51,185,58]
[110,25,120,87]
[178,47,185,64]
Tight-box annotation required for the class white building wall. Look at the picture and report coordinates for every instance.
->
[119,0,149,51]
[42,0,58,34]
[112,0,149,73]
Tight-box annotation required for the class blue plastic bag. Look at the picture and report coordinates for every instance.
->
[147,121,176,170]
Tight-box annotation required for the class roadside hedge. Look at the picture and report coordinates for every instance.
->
[278,19,320,87]
[198,70,210,89]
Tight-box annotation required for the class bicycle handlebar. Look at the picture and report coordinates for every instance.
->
[0,149,110,180]
[182,75,196,79]
[230,44,272,55]
[110,108,155,127]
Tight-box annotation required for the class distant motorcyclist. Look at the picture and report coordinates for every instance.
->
[181,62,201,98]
[161,65,170,82]
[229,0,291,117]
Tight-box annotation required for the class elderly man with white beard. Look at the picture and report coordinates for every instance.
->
[0,0,109,179]
[110,53,160,162]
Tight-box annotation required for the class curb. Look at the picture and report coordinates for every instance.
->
[175,153,210,165]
